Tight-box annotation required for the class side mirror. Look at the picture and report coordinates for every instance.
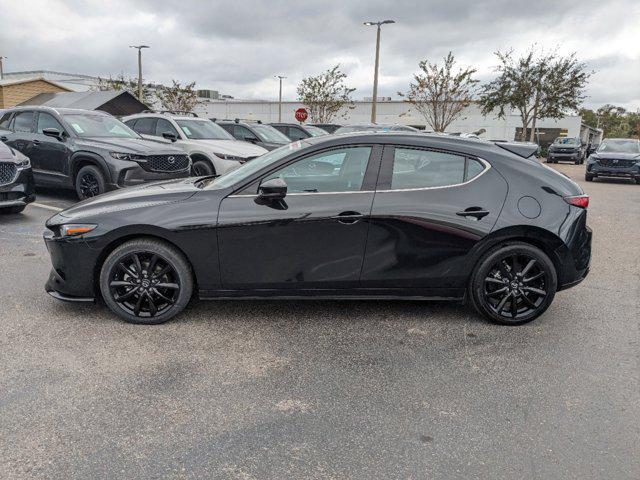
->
[42,128,64,141]
[258,178,287,200]
[162,131,178,142]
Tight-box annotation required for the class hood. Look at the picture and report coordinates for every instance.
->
[0,142,16,161]
[75,136,185,155]
[592,152,640,160]
[48,178,201,224]
[188,139,267,157]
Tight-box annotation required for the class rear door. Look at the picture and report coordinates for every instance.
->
[217,145,381,290]
[360,145,508,292]
[4,111,37,164]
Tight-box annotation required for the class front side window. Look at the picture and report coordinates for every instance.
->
[175,119,233,140]
[390,148,484,190]
[262,146,372,193]
[12,111,35,133]
[156,118,180,138]
[237,126,259,141]
[62,114,140,138]
[287,127,308,141]
[37,113,65,134]
[252,125,290,143]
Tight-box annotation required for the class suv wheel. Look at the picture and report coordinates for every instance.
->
[0,205,26,214]
[76,165,106,200]
[585,173,594,182]
[99,238,193,324]
[468,243,557,325]
[191,159,214,176]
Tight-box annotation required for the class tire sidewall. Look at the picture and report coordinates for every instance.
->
[99,239,193,324]
[191,160,214,176]
[470,243,557,325]
[75,165,106,200]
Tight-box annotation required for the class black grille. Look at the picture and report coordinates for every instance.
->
[0,162,17,186]
[598,158,636,168]
[144,154,190,172]
[557,148,576,154]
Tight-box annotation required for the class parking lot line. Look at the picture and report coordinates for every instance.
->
[31,203,63,212]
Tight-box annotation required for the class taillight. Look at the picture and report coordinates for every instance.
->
[564,195,589,208]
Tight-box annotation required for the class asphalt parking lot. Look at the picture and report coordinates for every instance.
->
[1,162,638,479]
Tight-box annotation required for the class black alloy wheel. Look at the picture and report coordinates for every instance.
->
[191,159,214,176]
[75,165,106,200]
[100,239,193,324]
[469,243,557,325]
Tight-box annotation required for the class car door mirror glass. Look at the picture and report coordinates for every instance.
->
[258,178,287,200]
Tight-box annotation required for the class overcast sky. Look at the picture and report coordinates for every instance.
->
[1,0,638,110]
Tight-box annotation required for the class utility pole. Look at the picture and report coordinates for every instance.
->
[274,75,286,122]
[0,56,6,80]
[364,20,395,123]
[129,45,149,101]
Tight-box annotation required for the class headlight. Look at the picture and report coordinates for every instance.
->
[60,224,98,237]
[110,152,135,160]
[17,157,30,169]
[212,152,245,162]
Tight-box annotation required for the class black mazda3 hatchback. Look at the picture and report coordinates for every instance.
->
[44,133,592,325]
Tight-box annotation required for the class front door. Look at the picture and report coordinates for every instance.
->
[360,145,508,292]
[217,145,379,290]
[32,112,72,178]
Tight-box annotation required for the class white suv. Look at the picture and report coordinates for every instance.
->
[123,111,268,176]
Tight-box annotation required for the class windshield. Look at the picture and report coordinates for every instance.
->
[553,137,580,145]
[63,114,140,138]
[206,141,308,189]
[176,119,234,140]
[252,125,290,143]
[597,139,640,154]
[304,125,329,136]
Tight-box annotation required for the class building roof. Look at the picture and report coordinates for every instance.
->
[0,76,71,90]
[17,90,149,116]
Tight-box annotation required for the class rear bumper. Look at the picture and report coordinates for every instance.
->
[557,221,592,291]
[0,167,36,207]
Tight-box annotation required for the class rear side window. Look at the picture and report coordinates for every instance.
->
[390,148,485,190]
[12,111,35,133]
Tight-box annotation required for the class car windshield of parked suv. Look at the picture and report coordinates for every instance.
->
[304,125,329,136]
[252,125,290,143]
[597,139,640,154]
[204,141,309,189]
[62,114,140,138]
[553,137,580,145]
[176,119,234,140]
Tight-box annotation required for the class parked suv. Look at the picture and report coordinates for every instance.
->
[123,112,267,176]
[0,141,34,214]
[0,107,191,199]
[585,138,640,183]
[269,123,328,141]
[215,119,291,151]
[547,137,586,164]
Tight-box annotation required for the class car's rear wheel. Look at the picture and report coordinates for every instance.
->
[0,205,26,214]
[99,238,193,324]
[468,243,557,325]
[76,165,106,200]
[191,159,214,176]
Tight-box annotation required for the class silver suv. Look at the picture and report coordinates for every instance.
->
[123,111,268,176]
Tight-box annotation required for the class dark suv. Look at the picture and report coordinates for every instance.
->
[269,123,328,141]
[0,141,35,214]
[547,137,586,164]
[215,119,291,151]
[0,107,191,199]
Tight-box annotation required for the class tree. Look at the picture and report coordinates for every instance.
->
[155,80,200,112]
[297,65,355,123]
[478,48,591,142]
[398,52,478,132]
[94,74,154,106]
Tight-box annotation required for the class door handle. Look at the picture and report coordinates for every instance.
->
[15,142,25,149]
[33,140,41,146]
[456,207,490,220]
[332,211,364,224]
[0,136,7,142]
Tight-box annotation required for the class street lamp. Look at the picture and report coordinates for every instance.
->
[274,75,286,122]
[363,20,395,123]
[129,45,150,101]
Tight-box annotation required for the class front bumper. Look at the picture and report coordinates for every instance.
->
[548,151,580,161]
[0,167,36,208]
[107,163,191,191]
[587,162,640,179]
[43,229,99,301]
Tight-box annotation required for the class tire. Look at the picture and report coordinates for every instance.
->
[635,178,640,185]
[468,243,557,326]
[99,238,194,324]
[0,205,26,214]
[574,159,580,165]
[585,173,594,182]
[191,159,214,176]
[75,165,106,200]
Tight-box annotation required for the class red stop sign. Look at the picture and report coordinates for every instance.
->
[295,108,308,122]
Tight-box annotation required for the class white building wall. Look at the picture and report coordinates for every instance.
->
[194,100,582,141]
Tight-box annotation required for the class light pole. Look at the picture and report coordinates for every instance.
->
[0,56,6,80]
[129,45,149,101]
[274,75,286,122]
[364,20,395,123]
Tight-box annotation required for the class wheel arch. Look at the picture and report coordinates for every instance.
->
[92,228,198,299]
[71,152,111,183]
[189,152,216,173]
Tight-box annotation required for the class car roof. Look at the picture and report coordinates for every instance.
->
[123,112,206,121]
[4,106,110,116]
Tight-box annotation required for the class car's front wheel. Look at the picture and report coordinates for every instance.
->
[585,173,594,182]
[191,159,214,176]
[0,205,26,214]
[76,165,106,200]
[99,238,193,324]
[468,243,557,325]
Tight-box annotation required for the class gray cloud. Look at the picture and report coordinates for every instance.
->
[0,0,638,109]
